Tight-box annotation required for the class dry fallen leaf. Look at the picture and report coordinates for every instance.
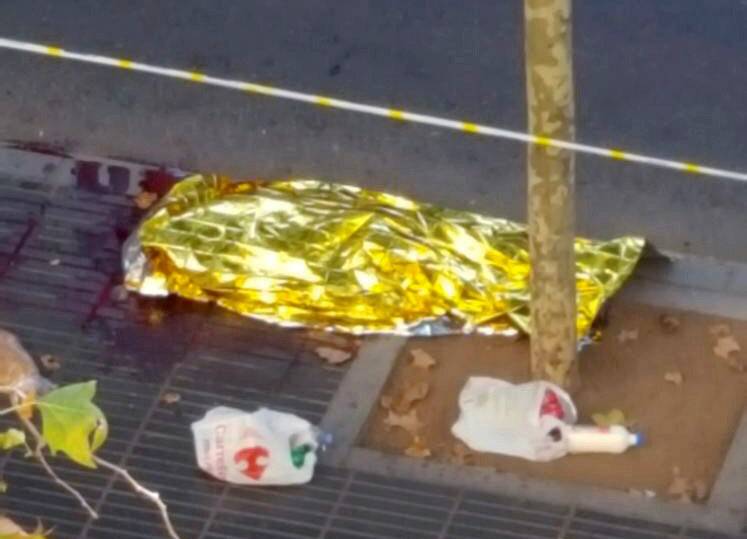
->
[383,409,424,434]
[667,473,688,496]
[395,381,430,412]
[667,467,707,504]
[713,335,740,360]
[692,479,708,502]
[709,324,732,338]
[307,330,356,349]
[710,328,744,371]
[159,391,181,405]
[404,436,431,458]
[658,314,680,334]
[663,371,684,385]
[616,329,639,344]
[667,473,692,503]
[379,395,393,410]
[592,409,627,427]
[39,354,61,373]
[315,346,352,365]
[450,443,474,466]
[134,190,158,210]
[410,349,437,370]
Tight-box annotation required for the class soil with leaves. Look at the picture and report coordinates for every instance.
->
[0,329,181,539]
[378,349,443,459]
[366,306,746,500]
[378,348,478,464]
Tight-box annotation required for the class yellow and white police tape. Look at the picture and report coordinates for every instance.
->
[1,36,745,183]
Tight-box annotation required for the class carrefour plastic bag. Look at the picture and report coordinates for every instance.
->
[451,377,577,462]
[191,407,321,485]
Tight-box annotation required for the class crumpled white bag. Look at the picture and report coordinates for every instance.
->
[191,407,319,485]
[451,377,577,462]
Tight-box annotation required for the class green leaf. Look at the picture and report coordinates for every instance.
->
[0,429,25,451]
[37,381,108,468]
[0,532,48,539]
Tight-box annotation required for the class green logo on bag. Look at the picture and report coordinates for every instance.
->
[290,444,313,468]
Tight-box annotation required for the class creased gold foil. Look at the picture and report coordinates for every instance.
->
[124,174,644,337]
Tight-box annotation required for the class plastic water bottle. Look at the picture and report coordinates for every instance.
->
[565,425,644,454]
[313,428,334,452]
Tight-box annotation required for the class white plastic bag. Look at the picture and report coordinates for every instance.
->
[451,377,577,462]
[191,407,319,485]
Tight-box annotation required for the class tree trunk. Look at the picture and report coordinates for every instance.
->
[524,0,578,388]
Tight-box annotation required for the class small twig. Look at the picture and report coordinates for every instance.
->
[0,402,33,417]
[93,456,181,539]
[18,414,99,519]
[0,385,28,396]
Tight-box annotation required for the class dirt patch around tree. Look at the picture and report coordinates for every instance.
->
[361,301,747,501]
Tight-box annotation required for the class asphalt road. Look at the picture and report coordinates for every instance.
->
[0,1,746,260]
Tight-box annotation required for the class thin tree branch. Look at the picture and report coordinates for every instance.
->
[0,402,32,417]
[93,456,180,539]
[18,414,99,519]
[0,385,27,396]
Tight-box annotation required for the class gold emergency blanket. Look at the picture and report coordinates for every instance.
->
[123,174,645,336]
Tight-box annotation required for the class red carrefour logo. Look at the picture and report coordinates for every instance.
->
[234,446,269,480]
[539,389,565,420]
